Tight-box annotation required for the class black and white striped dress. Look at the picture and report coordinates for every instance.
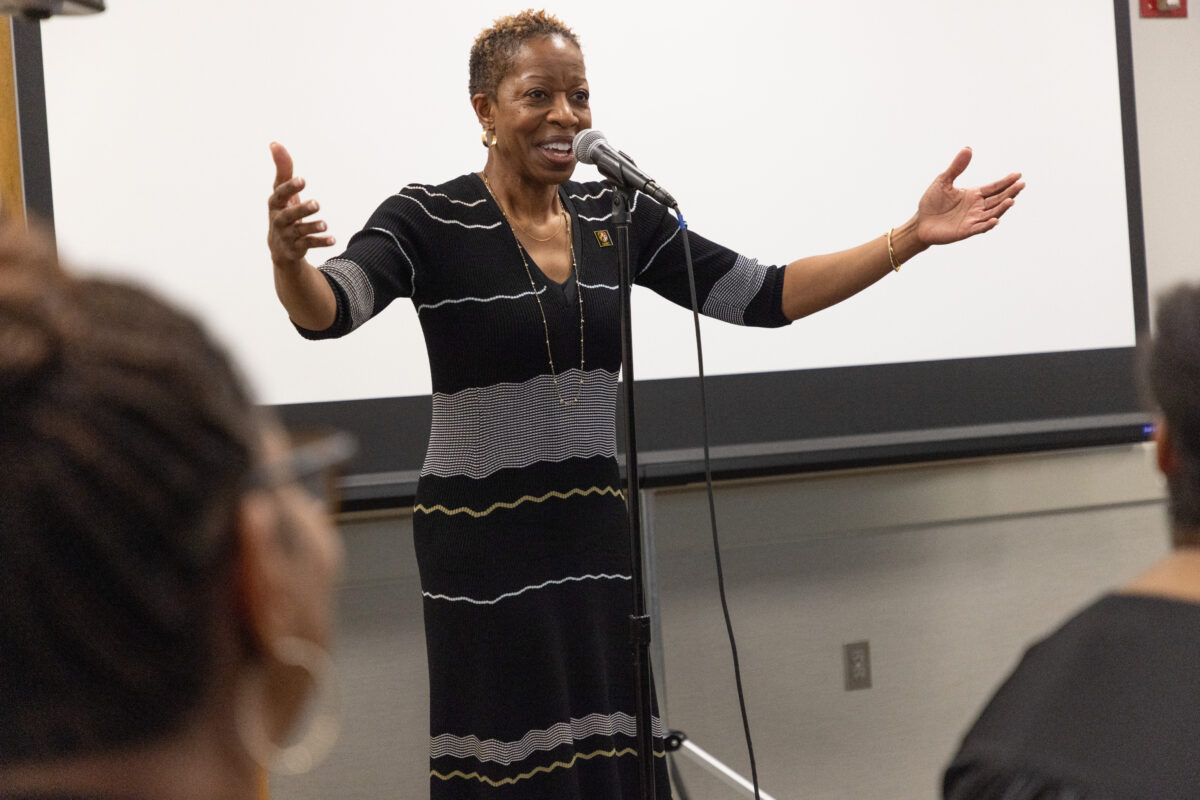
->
[301,173,789,798]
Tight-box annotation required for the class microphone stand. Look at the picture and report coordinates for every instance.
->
[612,184,657,800]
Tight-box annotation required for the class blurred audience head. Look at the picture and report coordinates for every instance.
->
[1146,283,1200,545]
[0,221,346,798]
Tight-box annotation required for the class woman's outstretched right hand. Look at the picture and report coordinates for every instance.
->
[267,142,336,270]
[266,143,338,331]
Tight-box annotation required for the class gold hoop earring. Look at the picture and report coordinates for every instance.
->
[235,636,341,776]
[481,130,497,148]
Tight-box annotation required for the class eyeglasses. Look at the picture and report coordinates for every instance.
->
[243,430,358,515]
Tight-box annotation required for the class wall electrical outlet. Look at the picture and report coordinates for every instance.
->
[1141,0,1187,18]
[843,641,872,691]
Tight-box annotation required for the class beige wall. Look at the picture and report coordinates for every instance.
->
[1134,1,1200,300]
[652,447,1166,798]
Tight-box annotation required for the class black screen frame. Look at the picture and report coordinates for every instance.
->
[16,0,1151,512]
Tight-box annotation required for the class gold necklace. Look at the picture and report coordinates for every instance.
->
[481,172,585,405]
[485,177,568,243]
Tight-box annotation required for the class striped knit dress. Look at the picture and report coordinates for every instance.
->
[300,173,790,798]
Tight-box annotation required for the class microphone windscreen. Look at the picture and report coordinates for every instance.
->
[572,129,607,165]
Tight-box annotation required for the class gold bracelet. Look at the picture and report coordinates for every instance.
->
[887,227,901,272]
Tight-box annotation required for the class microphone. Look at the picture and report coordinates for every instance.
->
[573,130,678,209]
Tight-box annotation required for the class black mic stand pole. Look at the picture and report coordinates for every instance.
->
[612,184,656,800]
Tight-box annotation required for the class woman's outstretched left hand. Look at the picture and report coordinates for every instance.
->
[915,148,1024,246]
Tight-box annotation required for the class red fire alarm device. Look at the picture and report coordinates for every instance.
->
[1141,0,1188,17]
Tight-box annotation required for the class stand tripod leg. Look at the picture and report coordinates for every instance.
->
[665,732,779,800]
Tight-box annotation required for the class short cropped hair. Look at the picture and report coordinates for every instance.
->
[0,224,259,763]
[1146,283,1200,543]
[468,8,580,99]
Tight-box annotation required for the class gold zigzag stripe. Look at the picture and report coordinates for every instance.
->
[415,485,624,518]
[431,747,666,787]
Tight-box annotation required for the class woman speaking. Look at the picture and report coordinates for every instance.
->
[267,10,1023,798]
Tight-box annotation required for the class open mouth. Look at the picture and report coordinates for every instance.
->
[538,140,574,164]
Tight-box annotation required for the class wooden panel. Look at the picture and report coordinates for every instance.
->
[0,17,25,225]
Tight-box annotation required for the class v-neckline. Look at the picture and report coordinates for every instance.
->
[477,174,581,303]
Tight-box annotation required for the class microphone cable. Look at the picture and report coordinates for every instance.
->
[674,208,761,800]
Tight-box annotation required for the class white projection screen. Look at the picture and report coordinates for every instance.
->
[17,0,1148,507]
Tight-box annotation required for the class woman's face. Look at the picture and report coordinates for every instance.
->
[482,35,591,186]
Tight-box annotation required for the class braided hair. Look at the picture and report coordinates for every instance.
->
[468,9,581,99]
[1146,283,1200,544]
[0,223,259,763]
